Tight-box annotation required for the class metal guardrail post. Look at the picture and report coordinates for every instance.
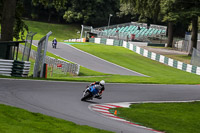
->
[22,31,37,61]
[33,31,52,78]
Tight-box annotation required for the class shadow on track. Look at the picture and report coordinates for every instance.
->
[81,100,99,104]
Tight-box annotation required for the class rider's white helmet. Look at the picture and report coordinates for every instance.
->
[100,80,105,86]
[54,38,56,40]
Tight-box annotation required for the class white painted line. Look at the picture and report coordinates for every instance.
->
[106,102,131,108]
[65,44,148,77]
[32,43,78,65]
[106,116,128,122]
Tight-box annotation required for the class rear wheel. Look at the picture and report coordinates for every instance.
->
[81,92,92,101]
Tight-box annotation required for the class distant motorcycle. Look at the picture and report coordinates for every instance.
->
[52,38,57,48]
[81,85,101,101]
[52,42,57,48]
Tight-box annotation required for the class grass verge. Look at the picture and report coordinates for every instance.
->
[110,101,200,133]
[163,54,191,64]
[24,20,81,42]
[69,43,200,84]
[0,104,113,133]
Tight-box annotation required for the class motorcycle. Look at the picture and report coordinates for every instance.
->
[52,42,57,48]
[81,85,101,101]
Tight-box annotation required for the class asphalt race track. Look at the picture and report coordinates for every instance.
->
[1,41,199,132]
[0,79,200,133]
[32,40,146,76]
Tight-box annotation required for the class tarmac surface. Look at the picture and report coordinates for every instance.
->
[1,41,199,132]
[0,79,200,133]
[32,40,146,76]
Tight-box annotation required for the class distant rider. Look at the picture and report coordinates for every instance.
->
[88,80,105,99]
[52,38,57,48]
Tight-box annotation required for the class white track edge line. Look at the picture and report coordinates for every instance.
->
[65,43,148,77]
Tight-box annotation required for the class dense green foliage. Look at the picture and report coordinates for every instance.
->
[121,0,199,49]
[121,0,162,24]
[111,102,200,133]
[1,0,199,41]
[28,0,120,26]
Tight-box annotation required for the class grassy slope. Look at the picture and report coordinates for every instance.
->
[0,104,113,133]
[110,102,200,133]
[70,43,200,84]
[1,20,200,133]
[24,20,81,42]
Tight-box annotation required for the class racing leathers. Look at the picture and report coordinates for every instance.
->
[88,81,105,99]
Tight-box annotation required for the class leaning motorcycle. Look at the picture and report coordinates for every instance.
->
[81,85,100,101]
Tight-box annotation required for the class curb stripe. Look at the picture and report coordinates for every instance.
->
[89,103,163,133]
[106,104,122,108]
[92,107,110,111]
[95,105,112,109]
[92,108,110,112]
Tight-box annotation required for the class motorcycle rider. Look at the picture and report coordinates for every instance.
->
[52,38,57,48]
[88,80,105,99]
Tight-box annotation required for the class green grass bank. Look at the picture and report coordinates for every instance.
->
[24,20,81,42]
[68,43,200,84]
[0,104,113,133]
[110,101,200,133]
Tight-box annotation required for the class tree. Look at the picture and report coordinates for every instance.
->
[121,0,162,24]
[0,0,28,41]
[162,0,200,54]
[1,0,17,41]
[32,0,68,22]
[121,0,200,50]
[160,0,181,47]
[160,0,200,51]
[184,0,200,55]
[62,0,120,26]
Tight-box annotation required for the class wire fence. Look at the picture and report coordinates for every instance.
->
[19,44,80,76]
[45,56,80,76]
[191,48,200,67]
[173,34,200,53]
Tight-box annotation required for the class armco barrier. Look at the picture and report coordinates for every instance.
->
[0,59,30,77]
[89,38,200,76]
[0,59,14,76]
[12,60,31,77]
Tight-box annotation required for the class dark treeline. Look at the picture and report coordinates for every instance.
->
[0,0,199,53]
[23,0,124,27]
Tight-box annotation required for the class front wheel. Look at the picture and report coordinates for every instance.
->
[81,91,92,101]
